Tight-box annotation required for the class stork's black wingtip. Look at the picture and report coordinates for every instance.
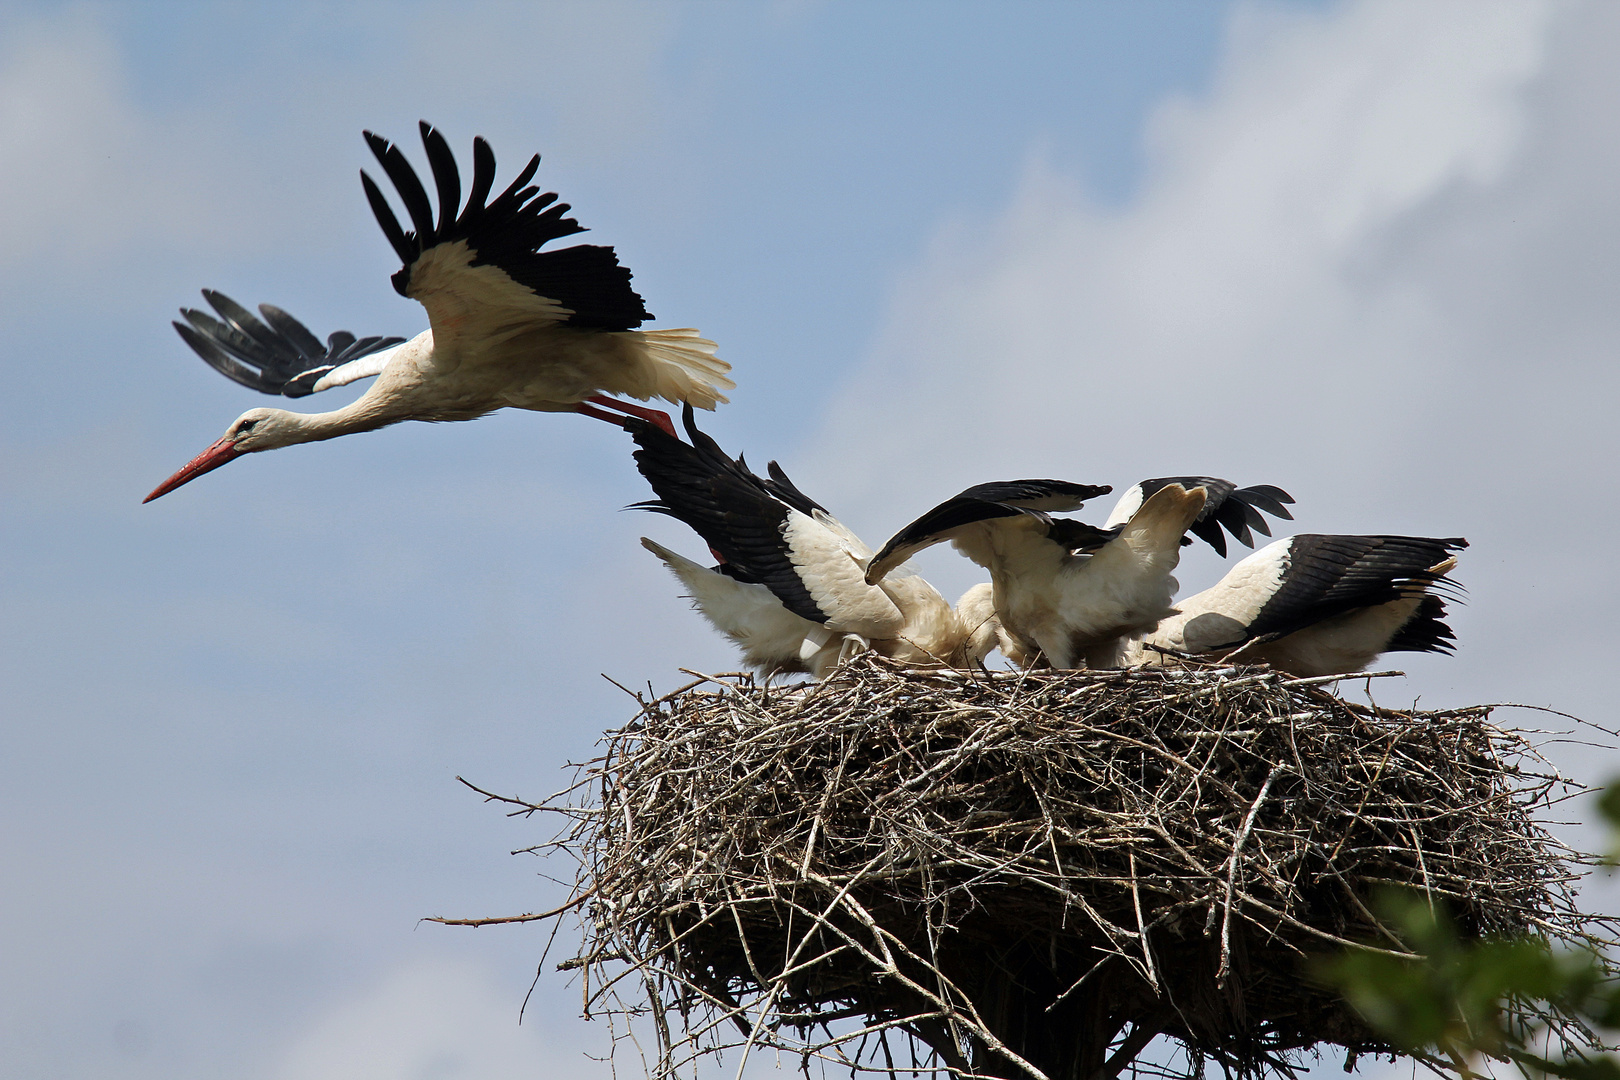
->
[362,130,392,160]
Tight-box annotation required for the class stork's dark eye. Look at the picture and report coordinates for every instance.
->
[239,419,259,434]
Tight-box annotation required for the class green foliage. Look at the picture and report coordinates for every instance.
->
[1598,785,1620,866]
[1320,789,1620,1080]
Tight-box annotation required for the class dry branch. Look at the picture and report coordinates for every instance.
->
[492,655,1611,1080]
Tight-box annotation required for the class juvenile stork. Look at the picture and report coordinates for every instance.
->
[629,407,984,678]
[145,122,730,502]
[1120,534,1466,676]
[954,582,1033,669]
[864,477,1293,669]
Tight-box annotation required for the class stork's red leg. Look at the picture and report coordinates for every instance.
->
[584,395,677,437]
[575,402,632,427]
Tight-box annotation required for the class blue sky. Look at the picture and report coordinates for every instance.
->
[2,2,1616,1078]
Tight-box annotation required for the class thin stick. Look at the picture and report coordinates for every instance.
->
[424,888,594,927]
[1218,764,1286,987]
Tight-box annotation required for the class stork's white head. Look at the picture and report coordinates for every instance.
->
[955,582,1035,668]
[956,583,1002,668]
[143,407,304,502]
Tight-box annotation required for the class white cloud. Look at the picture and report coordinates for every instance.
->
[271,958,584,1080]
[817,0,1558,497]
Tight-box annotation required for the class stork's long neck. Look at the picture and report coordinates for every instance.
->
[269,380,420,448]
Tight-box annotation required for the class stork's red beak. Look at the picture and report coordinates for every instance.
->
[143,435,243,503]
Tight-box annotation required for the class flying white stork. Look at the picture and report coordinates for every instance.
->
[864,476,1294,669]
[145,121,731,502]
[629,406,986,677]
[1119,534,1466,676]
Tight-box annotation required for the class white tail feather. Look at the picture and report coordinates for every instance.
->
[639,328,733,409]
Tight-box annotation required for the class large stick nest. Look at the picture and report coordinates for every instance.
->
[513,656,1605,1080]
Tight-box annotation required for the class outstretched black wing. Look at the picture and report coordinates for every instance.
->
[628,405,827,624]
[953,479,1113,512]
[362,121,650,330]
[173,290,406,398]
[1116,477,1296,557]
[1245,534,1467,647]
[865,478,1116,584]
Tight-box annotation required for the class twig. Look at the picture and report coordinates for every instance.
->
[464,654,1607,1080]
[424,888,594,927]
[1218,764,1286,987]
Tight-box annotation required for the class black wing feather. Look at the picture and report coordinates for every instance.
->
[258,304,327,358]
[498,154,540,202]
[954,479,1112,509]
[467,137,497,218]
[174,322,270,393]
[361,172,413,265]
[866,478,1116,583]
[362,124,650,329]
[763,460,830,518]
[631,404,828,623]
[1246,535,1467,644]
[1133,476,1295,557]
[201,290,286,357]
[1048,518,1124,554]
[1235,484,1295,520]
[174,290,406,399]
[368,131,436,240]
[867,498,1032,578]
[419,122,461,235]
[1384,594,1458,655]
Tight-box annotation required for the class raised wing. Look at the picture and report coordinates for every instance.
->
[761,460,830,517]
[1106,477,1295,557]
[865,479,1116,585]
[952,479,1113,512]
[1243,534,1467,645]
[865,498,1032,585]
[756,459,880,562]
[629,405,901,633]
[362,122,650,363]
[173,290,406,398]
